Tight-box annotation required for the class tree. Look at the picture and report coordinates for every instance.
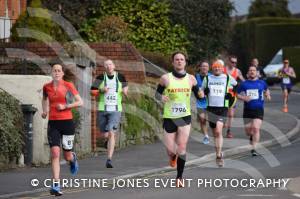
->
[169,0,234,63]
[80,0,188,54]
[11,0,68,42]
[42,0,100,30]
[248,0,291,19]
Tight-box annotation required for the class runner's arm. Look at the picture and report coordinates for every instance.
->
[288,68,296,78]
[264,89,271,101]
[155,75,169,102]
[41,86,48,118]
[190,75,202,99]
[238,69,245,81]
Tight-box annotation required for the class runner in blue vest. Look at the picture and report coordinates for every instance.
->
[195,61,211,144]
[237,66,271,156]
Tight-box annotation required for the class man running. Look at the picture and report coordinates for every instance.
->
[155,52,201,186]
[91,59,128,168]
[251,58,266,80]
[237,66,271,156]
[200,60,237,167]
[195,61,210,144]
[278,59,296,113]
[42,64,83,196]
[223,55,245,138]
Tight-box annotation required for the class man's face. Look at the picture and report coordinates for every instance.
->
[173,53,186,71]
[199,62,209,74]
[212,65,223,76]
[229,57,237,67]
[248,66,257,79]
[104,60,115,73]
[252,59,259,67]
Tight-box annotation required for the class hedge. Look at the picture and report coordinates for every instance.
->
[230,17,300,74]
[256,23,300,68]
[0,91,24,164]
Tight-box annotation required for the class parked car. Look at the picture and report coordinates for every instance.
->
[263,49,283,85]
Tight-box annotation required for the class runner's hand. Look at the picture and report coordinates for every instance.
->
[161,95,169,103]
[56,104,67,111]
[103,87,109,93]
[243,96,252,102]
[41,112,47,119]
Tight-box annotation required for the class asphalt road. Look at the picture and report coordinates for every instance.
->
[22,90,300,199]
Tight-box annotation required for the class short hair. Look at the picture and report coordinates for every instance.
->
[248,65,257,71]
[229,55,237,60]
[171,51,188,61]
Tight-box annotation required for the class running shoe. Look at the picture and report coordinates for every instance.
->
[282,106,288,113]
[251,149,258,157]
[202,136,210,145]
[106,159,113,168]
[169,154,178,168]
[176,178,184,188]
[70,152,79,175]
[226,130,234,138]
[216,153,224,168]
[50,184,63,196]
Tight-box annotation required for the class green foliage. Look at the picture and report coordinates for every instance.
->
[0,91,24,162]
[169,0,234,63]
[42,0,100,30]
[230,17,300,74]
[124,93,161,142]
[11,0,69,42]
[283,47,300,82]
[248,0,291,19]
[80,16,129,42]
[71,108,82,135]
[80,0,188,53]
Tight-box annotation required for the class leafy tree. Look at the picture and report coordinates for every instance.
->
[248,0,291,19]
[80,0,188,54]
[80,15,129,42]
[42,0,100,30]
[169,0,234,63]
[11,0,68,42]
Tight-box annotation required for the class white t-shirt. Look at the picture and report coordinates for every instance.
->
[202,74,237,107]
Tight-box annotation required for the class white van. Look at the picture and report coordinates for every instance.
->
[263,49,283,84]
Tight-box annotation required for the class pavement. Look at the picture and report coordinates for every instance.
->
[0,90,299,198]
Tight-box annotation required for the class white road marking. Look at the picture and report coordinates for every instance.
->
[237,194,274,197]
[293,193,300,198]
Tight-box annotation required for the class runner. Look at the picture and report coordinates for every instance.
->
[200,60,237,167]
[278,59,296,113]
[42,64,83,196]
[251,58,266,80]
[195,61,210,144]
[237,66,271,156]
[223,55,245,138]
[91,59,128,168]
[155,51,201,186]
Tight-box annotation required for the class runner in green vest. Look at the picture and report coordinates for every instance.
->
[155,52,202,187]
[91,59,128,168]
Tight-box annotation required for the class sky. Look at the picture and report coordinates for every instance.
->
[231,0,300,16]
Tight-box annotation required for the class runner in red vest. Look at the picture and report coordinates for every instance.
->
[223,55,245,138]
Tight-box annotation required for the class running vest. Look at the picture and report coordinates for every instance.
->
[224,67,238,97]
[163,73,191,118]
[281,68,292,85]
[98,72,123,112]
[204,74,231,108]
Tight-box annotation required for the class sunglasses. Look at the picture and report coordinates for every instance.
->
[230,60,237,64]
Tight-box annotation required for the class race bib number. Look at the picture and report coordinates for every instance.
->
[246,89,259,100]
[283,77,290,84]
[210,85,225,97]
[62,135,75,150]
[105,93,118,106]
[171,103,187,117]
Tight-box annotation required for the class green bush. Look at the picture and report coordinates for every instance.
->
[283,47,300,82]
[230,17,300,74]
[124,92,161,143]
[0,91,24,163]
[141,51,171,72]
[256,23,300,67]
